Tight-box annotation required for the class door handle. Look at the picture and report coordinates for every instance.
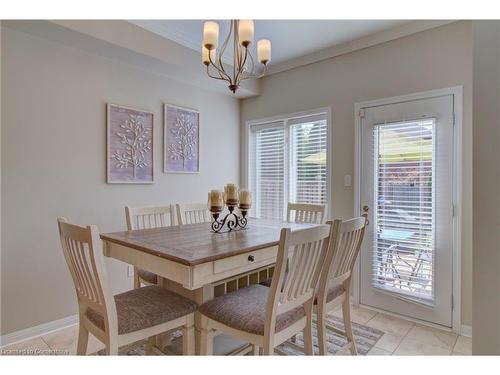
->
[362,205,370,225]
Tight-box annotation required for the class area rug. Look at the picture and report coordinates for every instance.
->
[96,315,384,356]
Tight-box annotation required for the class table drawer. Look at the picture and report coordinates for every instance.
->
[213,246,277,275]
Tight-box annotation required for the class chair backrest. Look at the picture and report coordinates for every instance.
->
[176,203,211,225]
[287,202,326,224]
[125,205,175,230]
[318,216,368,299]
[266,224,332,330]
[57,218,117,331]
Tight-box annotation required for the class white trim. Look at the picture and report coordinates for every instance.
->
[357,303,459,334]
[266,21,456,76]
[129,20,456,78]
[461,325,472,338]
[353,86,463,334]
[244,107,333,219]
[0,314,78,348]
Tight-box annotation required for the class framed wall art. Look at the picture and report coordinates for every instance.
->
[107,103,154,184]
[164,104,200,173]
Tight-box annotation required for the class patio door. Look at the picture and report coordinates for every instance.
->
[358,93,455,327]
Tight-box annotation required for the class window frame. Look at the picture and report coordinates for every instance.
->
[244,107,332,220]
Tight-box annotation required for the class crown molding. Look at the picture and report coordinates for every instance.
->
[266,20,457,75]
[2,20,259,98]
[129,20,235,65]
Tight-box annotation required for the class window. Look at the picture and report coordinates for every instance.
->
[372,119,435,303]
[248,111,329,220]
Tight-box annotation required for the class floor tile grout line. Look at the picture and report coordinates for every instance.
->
[391,321,415,355]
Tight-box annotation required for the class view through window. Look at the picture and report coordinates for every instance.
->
[249,112,328,220]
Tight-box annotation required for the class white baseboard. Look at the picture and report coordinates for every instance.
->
[461,325,472,338]
[0,314,79,347]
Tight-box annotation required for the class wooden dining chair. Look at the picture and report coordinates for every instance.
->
[176,203,211,225]
[57,217,196,355]
[198,223,332,355]
[125,205,175,288]
[260,202,327,288]
[287,202,326,224]
[315,215,368,355]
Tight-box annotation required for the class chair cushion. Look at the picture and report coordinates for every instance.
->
[314,284,345,305]
[137,269,158,285]
[198,284,305,336]
[85,286,197,335]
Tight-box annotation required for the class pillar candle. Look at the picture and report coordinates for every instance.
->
[239,189,252,208]
[209,190,223,211]
[225,184,238,203]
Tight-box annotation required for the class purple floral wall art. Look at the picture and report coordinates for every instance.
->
[107,104,154,184]
[164,104,200,173]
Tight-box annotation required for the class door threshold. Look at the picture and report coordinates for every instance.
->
[355,302,455,333]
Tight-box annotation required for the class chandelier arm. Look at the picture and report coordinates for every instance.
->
[206,65,229,81]
[247,47,256,75]
[234,46,250,85]
[216,20,234,83]
[208,51,231,82]
[239,49,257,81]
[240,63,267,82]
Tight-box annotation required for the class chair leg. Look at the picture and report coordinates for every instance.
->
[316,305,328,356]
[303,301,314,355]
[105,342,119,355]
[182,324,195,355]
[133,266,141,289]
[262,341,274,356]
[199,316,214,355]
[342,295,357,355]
[145,337,155,355]
[76,322,89,355]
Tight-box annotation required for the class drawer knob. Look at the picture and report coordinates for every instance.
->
[248,255,255,262]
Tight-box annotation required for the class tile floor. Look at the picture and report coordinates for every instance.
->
[0,305,472,356]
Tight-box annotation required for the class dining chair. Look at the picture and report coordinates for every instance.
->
[260,202,327,288]
[287,202,326,224]
[57,217,196,355]
[125,205,175,288]
[198,223,332,355]
[176,203,211,225]
[315,215,368,355]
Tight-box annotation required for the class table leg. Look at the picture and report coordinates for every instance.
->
[160,278,214,355]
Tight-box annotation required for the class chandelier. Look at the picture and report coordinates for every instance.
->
[202,20,271,94]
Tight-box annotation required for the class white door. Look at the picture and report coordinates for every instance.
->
[358,94,455,327]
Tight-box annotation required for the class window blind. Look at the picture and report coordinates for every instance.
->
[249,113,328,220]
[372,119,435,303]
[290,119,327,205]
[252,122,285,220]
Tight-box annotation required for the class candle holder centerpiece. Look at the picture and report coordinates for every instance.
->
[208,184,252,233]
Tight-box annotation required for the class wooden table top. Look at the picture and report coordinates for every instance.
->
[100,218,318,266]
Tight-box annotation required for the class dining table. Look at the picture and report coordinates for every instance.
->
[100,217,318,355]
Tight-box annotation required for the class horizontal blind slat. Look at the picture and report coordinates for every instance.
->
[372,120,435,302]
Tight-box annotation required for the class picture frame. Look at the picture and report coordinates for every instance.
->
[164,104,200,174]
[106,103,155,184]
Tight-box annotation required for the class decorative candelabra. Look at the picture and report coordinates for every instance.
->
[208,184,252,233]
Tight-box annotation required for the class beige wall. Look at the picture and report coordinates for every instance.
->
[1,27,240,335]
[240,21,473,326]
[472,21,500,354]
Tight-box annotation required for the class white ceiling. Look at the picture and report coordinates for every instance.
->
[130,20,410,66]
